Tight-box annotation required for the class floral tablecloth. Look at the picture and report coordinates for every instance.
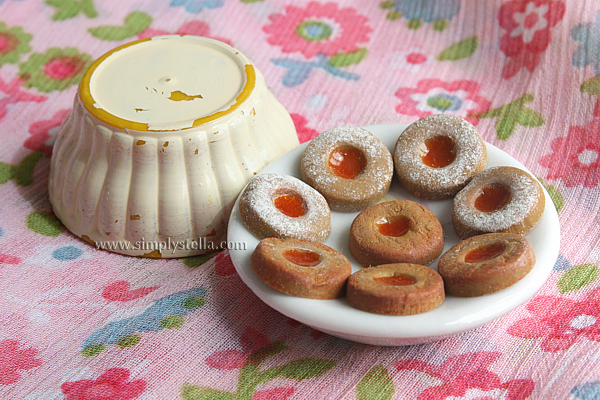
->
[1,0,599,399]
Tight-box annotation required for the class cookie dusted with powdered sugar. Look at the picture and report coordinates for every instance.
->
[300,126,394,212]
[452,166,545,239]
[239,173,331,242]
[394,115,487,200]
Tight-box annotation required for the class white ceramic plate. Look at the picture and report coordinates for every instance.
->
[227,124,560,346]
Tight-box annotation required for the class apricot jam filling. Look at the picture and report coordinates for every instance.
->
[283,249,321,267]
[377,216,411,237]
[374,274,417,286]
[420,135,456,168]
[475,184,511,212]
[328,146,367,179]
[274,194,306,217]
[465,242,507,263]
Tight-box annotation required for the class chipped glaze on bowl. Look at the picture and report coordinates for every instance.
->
[49,36,299,258]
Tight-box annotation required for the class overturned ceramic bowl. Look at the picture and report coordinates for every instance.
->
[49,35,299,258]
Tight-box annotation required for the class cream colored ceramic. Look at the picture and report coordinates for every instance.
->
[49,35,299,257]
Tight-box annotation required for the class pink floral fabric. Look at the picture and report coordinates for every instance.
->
[263,2,371,58]
[1,0,599,399]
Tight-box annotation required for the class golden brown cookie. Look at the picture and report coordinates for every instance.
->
[393,114,487,200]
[346,263,445,315]
[239,173,331,242]
[452,166,545,239]
[301,126,394,212]
[438,232,535,297]
[251,237,351,299]
[349,200,444,267]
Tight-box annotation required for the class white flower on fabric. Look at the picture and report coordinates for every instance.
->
[511,3,549,43]
[446,387,510,400]
[409,88,477,117]
[569,315,597,330]
[578,149,599,166]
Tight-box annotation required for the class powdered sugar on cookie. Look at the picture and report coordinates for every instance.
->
[301,126,394,212]
[394,114,487,200]
[239,173,331,241]
[452,166,545,238]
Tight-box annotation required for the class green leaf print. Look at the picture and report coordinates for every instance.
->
[88,11,152,41]
[431,19,449,31]
[476,93,545,140]
[184,338,336,400]
[182,385,236,400]
[45,0,98,21]
[26,210,65,237]
[545,185,564,212]
[356,365,395,400]
[0,22,32,66]
[19,48,92,92]
[580,76,600,96]
[437,36,478,61]
[558,264,598,293]
[274,358,336,381]
[182,254,213,268]
[538,177,565,212]
[329,48,367,68]
[516,107,545,127]
[0,151,44,186]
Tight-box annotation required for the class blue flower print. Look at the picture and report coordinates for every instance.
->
[170,0,223,14]
[272,55,360,87]
[572,381,600,400]
[381,0,461,30]
[0,0,23,5]
[571,11,600,75]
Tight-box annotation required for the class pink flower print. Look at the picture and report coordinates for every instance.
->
[263,2,371,59]
[287,318,325,340]
[0,76,46,121]
[205,327,270,370]
[138,21,233,46]
[0,253,21,265]
[44,56,83,80]
[507,289,600,352]
[215,251,236,276]
[291,113,319,143]
[396,352,534,400]
[395,79,490,126]
[61,368,146,400]
[101,280,159,302]
[388,48,433,73]
[539,118,600,188]
[0,339,42,385]
[23,108,69,157]
[498,0,565,79]
[253,387,295,400]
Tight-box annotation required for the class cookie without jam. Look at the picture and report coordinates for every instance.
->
[438,232,535,297]
[349,200,444,267]
[346,263,445,315]
[251,237,351,299]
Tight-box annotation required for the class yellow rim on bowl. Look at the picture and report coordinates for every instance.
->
[78,36,256,132]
